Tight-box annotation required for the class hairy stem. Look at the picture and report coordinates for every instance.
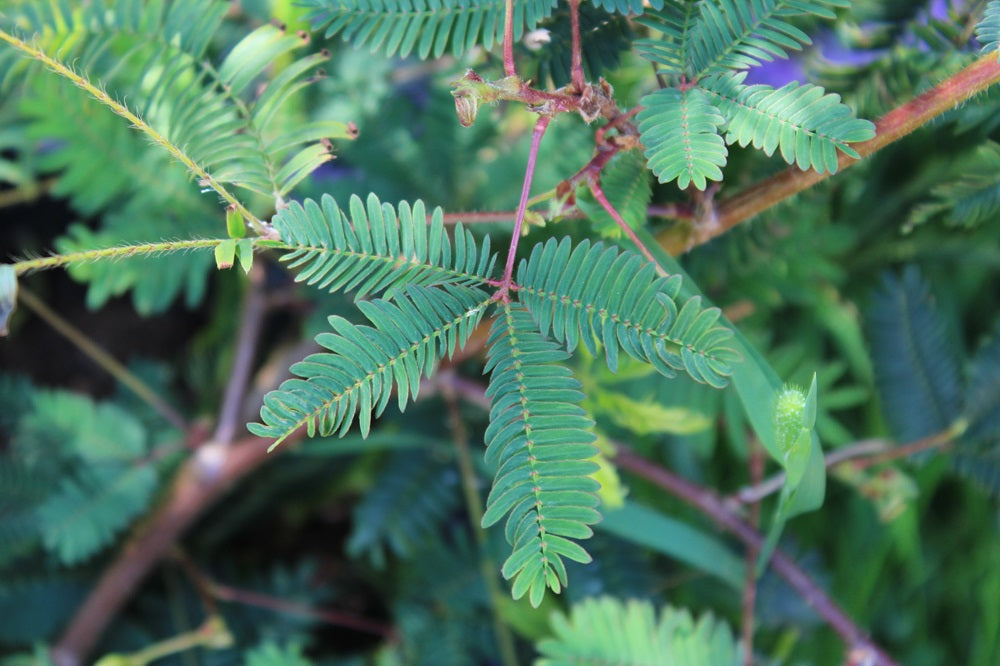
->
[659,52,1000,253]
[0,29,264,234]
[441,374,520,666]
[18,288,188,430]
[613,444,900,666]
[497,114,551,300]
[9,239,229,275]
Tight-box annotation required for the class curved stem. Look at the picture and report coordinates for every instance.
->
[659,52,1000,254]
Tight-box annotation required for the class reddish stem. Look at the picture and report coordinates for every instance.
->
[568,0,585,91]
[496,114,551,301]
[588,176,658,267]
[503,0,516,77]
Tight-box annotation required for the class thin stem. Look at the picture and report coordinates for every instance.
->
[173,551,393,638]
[503,0,516,77]
[568,0,585,91]
[659,52,1000,254]
[17,288,188,431]
[741,441,763,666]
[10,239,228,275]
[441,373,520,666]
[212,263,267,445]
[731,428,958,505]
[613,444,899,666]
[589,177,660,269]
[497,114,551,300]
[0,177,54,209]
[0,29,264,234]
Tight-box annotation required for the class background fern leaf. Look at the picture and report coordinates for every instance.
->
[954,327,1000,496]
[637,86,728,190]
[273,193,495,299]
[699,71,875,173]
[688,0,848,78]
[866,267,963,442]
[535,596,738,665]
[533,3,634,88]
[250,285,491,446]
[977,0,1000,56]
[346,450,462,567]
[905,141,1000,231]
[635,2,702,80]
[302,0,558,59]
[517,238,739,387]
[482,304,600,608]
[589,0,664,16]
[37,465,158,565]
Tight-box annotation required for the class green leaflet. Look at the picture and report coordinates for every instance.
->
[977,0,1000,57]
[272,193,495,299]
[302,0,558,59]
[517,237,739,387]
[250,285,491,448]
[700,71,875,173]
[635,1,700,79]
[687,0,848,78]
[637,0,847,79]
[535,596,739,665]
[482,304,600,608]
[867,267,962,443]
[38,465,159,565]
[637,86,728,190]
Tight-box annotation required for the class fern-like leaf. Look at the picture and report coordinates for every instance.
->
[250,285,491,447]
[637,86,728,190]
[535,596,738,665]
[867,267,962,443]
[534,4,634,88]
[346,450,462,567]
[634,2,702,80]
[977,0,1000,56]
[517,238,739,387]
[688,0,848,78]
[302,0,558,59]
[37,464,158,565]
[589,0,664,16]
[481,305,600,608]
[905,141,1000,231]
[700,71,875,173]
[962,327,1000,446]
[272,193,495,299]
